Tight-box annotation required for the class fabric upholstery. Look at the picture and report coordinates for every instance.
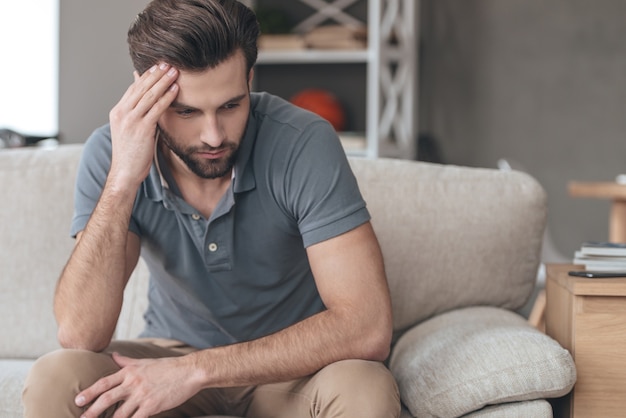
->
[348,158,547,338]
[389,306,576,418]
[399,408,413,418]
[464,399,552,417]
[0,145,574,418]
[0,145,82,358]
[0,360,31,417]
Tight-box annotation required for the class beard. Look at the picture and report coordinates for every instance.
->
[157,126,239,179]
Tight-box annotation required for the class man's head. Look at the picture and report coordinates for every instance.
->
[128,0,260,180]
[128,0,260,76]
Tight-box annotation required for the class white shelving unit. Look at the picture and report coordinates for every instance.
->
[249,0,419,159]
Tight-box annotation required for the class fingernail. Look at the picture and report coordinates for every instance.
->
[75,395,85,406]
[149,65,157,73]
[159,62,168,71]
[167,67,177,77]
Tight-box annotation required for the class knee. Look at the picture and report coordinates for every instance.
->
[315,360,401,418]
[23,349,117,418]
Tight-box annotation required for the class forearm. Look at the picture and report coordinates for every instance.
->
[55,181,138,351]
[180,223,394,389]
[186,304,391,389]
[55,63,179,351]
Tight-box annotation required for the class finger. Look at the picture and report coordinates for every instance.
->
[110,66,178,130]
[119,63,175,113]
[111,352,133,368]
[81,384,129,418]
[144,82,179,121]
[117,64,158,107]
[132,66,179,118]
[75,372,122,408]
[110,397,140,418]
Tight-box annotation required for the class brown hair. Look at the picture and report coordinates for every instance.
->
[128,0,259,75]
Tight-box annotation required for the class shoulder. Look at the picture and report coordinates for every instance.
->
[82,124,113,162]
[251,92,322,129]
[249,92,344,164]
[77,124,113,183]
[250,92,336,143]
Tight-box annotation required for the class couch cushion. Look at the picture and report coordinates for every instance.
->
[0,359,33,418]
[0,145,84,358]
[348,158,547,336]
[464,399,552,417]
[389,306,575,418]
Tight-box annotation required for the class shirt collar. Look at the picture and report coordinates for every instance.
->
[231,103,257,194]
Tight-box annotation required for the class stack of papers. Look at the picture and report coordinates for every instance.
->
[304,24,367,50]
[574,242,626,271]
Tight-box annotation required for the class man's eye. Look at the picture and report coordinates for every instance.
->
[223,103,240,110]
[176,108,195,116]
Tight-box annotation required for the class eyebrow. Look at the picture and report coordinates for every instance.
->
[169,93,247,110]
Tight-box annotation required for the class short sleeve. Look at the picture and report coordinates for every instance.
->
[283,120,370,247]
[70,125,142,238]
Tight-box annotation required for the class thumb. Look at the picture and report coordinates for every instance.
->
[111,352,133,367]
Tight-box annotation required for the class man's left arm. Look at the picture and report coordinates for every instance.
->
[206,220,394,382]
[76,221,393,417]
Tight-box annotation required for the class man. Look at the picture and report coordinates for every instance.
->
[23,0,400,417]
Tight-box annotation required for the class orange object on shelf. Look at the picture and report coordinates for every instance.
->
[290,89,346,132]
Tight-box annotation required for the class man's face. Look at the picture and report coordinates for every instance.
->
[158,51,252,179]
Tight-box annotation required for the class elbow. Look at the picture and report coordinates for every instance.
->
[57,325,110,352]
[358,313,393,362]
[365,325,393,362]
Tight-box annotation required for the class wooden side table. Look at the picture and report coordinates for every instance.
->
[545,264,626,418]
[568,181,626,242]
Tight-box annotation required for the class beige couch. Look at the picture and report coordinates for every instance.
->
[0,144,576,418]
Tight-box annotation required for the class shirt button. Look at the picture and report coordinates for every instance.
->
[191,213,201,220]
[208,243,218,252]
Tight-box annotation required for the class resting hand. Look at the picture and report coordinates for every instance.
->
[75,353,201,418]
[107,63,179,189]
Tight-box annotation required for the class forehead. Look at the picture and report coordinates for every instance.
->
[175,52,249,106]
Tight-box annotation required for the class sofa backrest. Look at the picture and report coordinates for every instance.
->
[0,144,151,358]
[0,145,82,358]
[348,158,547,338]
[119,157,548,343]
[0,145,546,358]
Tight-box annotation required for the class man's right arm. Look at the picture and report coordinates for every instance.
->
[55,192,141,351]
[55,63,180,351]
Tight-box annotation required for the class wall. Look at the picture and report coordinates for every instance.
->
[419,0,626,258]
[59,0,372,142]
[59,1,626,257]
[59,0,149,143]
[59,0,367,141]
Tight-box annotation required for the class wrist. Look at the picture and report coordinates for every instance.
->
[103,170,144,199]
[182,351,213,390]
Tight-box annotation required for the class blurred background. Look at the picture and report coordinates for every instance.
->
[2,0,626,262]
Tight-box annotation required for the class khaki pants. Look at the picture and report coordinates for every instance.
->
[23,338,401,418]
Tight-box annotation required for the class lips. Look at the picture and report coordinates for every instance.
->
[197,149,226,159]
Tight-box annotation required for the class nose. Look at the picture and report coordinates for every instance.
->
[199,115,225,148]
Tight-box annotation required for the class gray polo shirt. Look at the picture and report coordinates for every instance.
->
[71,92,370,349]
